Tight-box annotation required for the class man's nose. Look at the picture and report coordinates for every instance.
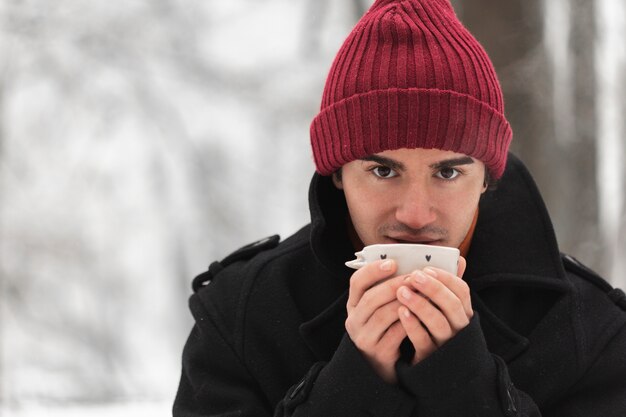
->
[394,186,436,229]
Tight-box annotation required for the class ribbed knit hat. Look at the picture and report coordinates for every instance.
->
[310,0,512,179]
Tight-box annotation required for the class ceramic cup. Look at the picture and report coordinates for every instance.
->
[345,243,460,275]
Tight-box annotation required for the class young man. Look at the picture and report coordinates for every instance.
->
[174,0,626,415]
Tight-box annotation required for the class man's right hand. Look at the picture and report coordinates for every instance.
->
[345,259,409,384]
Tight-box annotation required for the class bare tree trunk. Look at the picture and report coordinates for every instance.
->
[595,0,626,288]
[351,0,369,17]
[302,0,329,56]
[457,0,550,181]
[459,0,604,274]
[0,73,5,410]
[559,0,601,270]
[302,0,368,57]
[620,75,626,289]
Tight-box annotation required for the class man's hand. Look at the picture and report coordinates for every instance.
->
[345,259,410,384]
[396,256,473,364]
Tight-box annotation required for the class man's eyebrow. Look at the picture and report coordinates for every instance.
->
[430,156,475,170]
[360,155,405,171]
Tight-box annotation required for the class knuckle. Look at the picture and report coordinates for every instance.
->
[458,278,469,291]
[431,318,451,335]
[387,276,405,291]
[344,317,354,333]
[451,297,465,312]
[452,314,471,331]
[355,334,371,349]
[370,310,385,328]
[429,283,445,298]
[458,291,472,305]
[383,279,395,294]
[349,272,362,290]
[388,321,404,337]
[457,279,470,296]
[360,291,375,308]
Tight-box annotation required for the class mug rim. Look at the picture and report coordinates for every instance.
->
[362,243,459,254]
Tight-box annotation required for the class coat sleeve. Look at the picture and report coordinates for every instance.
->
[275,334,415,416]
[173,294,417,417]
[174,299,542,416]
[173,320,274,417]
[175,302,626,416]
[396,314,542,417]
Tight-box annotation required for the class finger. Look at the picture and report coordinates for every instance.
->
[398,306,436,363]
[420,266,473,320]
[348,273,414,327]
[454,257,472,317]
[361,320,407,385]
[397,286,453,345]
[405,270,470,331]
[347,259,397,313]
[457,256,467,278]
[376,320,408,355]
[349,300,403,346]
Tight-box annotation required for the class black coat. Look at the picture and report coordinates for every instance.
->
[173,154,626,416]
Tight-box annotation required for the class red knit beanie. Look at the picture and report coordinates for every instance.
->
[310,0,512,179]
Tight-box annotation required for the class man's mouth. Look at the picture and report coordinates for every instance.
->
[386,236,442,245]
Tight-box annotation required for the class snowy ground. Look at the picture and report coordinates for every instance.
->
[1,401,172,417]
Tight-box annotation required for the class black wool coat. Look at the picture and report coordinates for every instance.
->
[173,154,626,416]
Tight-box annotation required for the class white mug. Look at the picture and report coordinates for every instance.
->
[345,243,460,275]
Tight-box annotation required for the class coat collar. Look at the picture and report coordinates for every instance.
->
[465,153,573,363]
[465,153,567,286]
[299,290,349,360]
[301,153,575,368]
[308,172,355,281]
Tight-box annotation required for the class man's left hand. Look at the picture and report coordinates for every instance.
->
[395,256,473,364]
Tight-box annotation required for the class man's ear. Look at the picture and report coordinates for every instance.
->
[332,170,344,190]
[481,167,490,193]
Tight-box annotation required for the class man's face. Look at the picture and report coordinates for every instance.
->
[333,148,488,249]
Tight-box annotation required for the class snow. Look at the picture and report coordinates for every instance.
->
[2,401,172,417]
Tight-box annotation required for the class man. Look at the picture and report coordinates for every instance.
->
[173,0,626,415]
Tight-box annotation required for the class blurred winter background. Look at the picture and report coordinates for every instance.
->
[0,0,624,415]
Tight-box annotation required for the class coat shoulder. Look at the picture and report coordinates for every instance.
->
[562,254,626,313]
[561,254,626,359]
[188,226,312,340]
[191,234,282,292]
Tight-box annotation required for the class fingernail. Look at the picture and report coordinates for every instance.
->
[380,260,394,271]
[423,267,437,278]
[400,287,412,300]
[401,307,411,318]
[413,270,427,284]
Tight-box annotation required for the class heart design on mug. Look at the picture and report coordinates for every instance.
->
[425,255,432,262]
[380,254,387,259]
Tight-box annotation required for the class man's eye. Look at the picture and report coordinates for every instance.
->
[371,166,398,179]
[436,167,460,180]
